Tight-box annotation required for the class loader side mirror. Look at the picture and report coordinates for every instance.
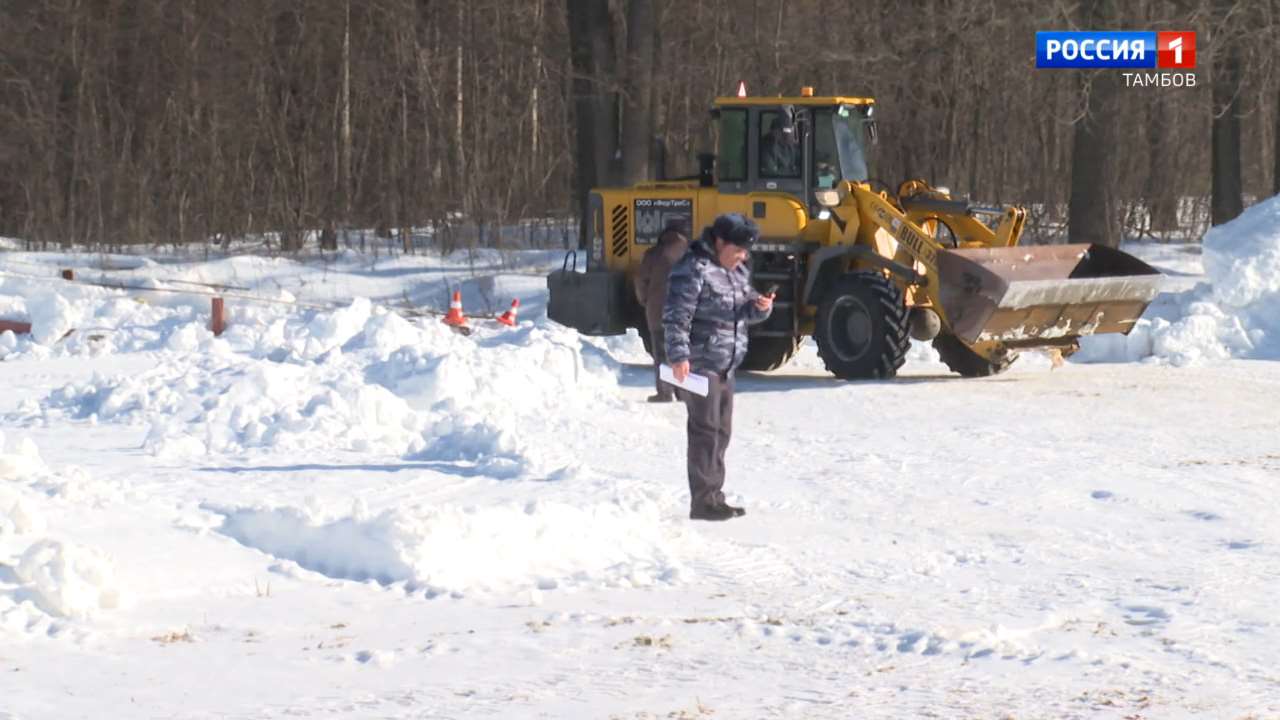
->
[779,104,797,133]
[697,153,716,187]
[793,106,810,133]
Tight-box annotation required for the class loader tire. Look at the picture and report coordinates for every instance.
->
[741,335,803,372]
[814,272,910,380]
[932,333,1016,377]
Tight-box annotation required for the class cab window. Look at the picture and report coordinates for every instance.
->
[758,111,801,179]
[813,110,840,189]
[717,109,747,182]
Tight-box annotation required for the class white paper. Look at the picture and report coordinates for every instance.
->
[658,364,709,397]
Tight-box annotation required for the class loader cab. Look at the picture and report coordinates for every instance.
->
[711,96,876,212]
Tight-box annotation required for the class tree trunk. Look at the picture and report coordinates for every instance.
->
[1068,70,1120,246]
[1273,83,1279,197]
[1068,0,1120,248]
[1211,41,1244,226]
[566,0,618,249]
[621,0,655,185]
[531,0,543,163]
[341,1,352,216]
[328,0,351,252]
[1145,95,1179,233]
[455,1,467,216]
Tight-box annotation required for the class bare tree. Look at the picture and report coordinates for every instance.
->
[0,0,1276,252]
[566,0,617,248]
[1210,0,1245,225]
[620,0,656,186]
[1067,0,1121,247]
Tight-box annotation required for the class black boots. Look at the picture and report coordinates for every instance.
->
[689,502,746,521]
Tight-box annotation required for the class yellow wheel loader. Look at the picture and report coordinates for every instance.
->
[547,89,1162,379]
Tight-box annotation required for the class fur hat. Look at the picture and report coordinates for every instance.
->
[710,212,759,248]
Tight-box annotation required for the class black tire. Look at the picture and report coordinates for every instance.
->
[932,333,1017,377]
[814,272,910,379]
[740,335,803,372]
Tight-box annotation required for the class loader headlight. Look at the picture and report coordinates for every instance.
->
[814,189,842,207]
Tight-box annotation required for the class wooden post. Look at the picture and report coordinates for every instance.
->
[0,320,32,334]
[61,269,74,280]
[211,297,225,337]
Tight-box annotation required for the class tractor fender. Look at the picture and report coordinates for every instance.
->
[803,245,927,306]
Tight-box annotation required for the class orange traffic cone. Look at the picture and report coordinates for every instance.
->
[442,291,468,327]
[496,299,520,326]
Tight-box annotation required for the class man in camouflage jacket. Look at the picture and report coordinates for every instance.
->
[662,213,774,521]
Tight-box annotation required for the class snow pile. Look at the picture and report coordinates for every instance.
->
[0,270,238,359]
[212,496,683,596]
[19,296,616,477]
[288,296,375,360]
[0,436,123,623]
[1077,196,1280,365]
[1147,296,1254,364]
[31,356,428,457]
[0,275,115,346]
[0,430,47,480]
[1205,200,1280,308]
[13,539,125,620]
[0,433,49,539]
[370,323,614,477]
[1073,291,1254,366]
[0,328,18,358]
[1201,196,1280,356]
[375,323,612,417]
[0,485,46,537]
[25,289,88,345]
[148,362,426,457]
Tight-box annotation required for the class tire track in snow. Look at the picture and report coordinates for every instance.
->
[686,535,806,592]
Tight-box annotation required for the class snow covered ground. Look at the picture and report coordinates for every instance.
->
[2,202,1280,718]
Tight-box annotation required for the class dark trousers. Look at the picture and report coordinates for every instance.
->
[649,326,673,398]
[683,370,734,509]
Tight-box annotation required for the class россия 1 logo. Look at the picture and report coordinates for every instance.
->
[1036,31,1196,87]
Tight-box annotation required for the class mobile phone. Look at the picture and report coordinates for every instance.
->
[764,283,780,296]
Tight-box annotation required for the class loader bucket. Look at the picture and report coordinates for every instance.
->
[935,244,1162,346]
